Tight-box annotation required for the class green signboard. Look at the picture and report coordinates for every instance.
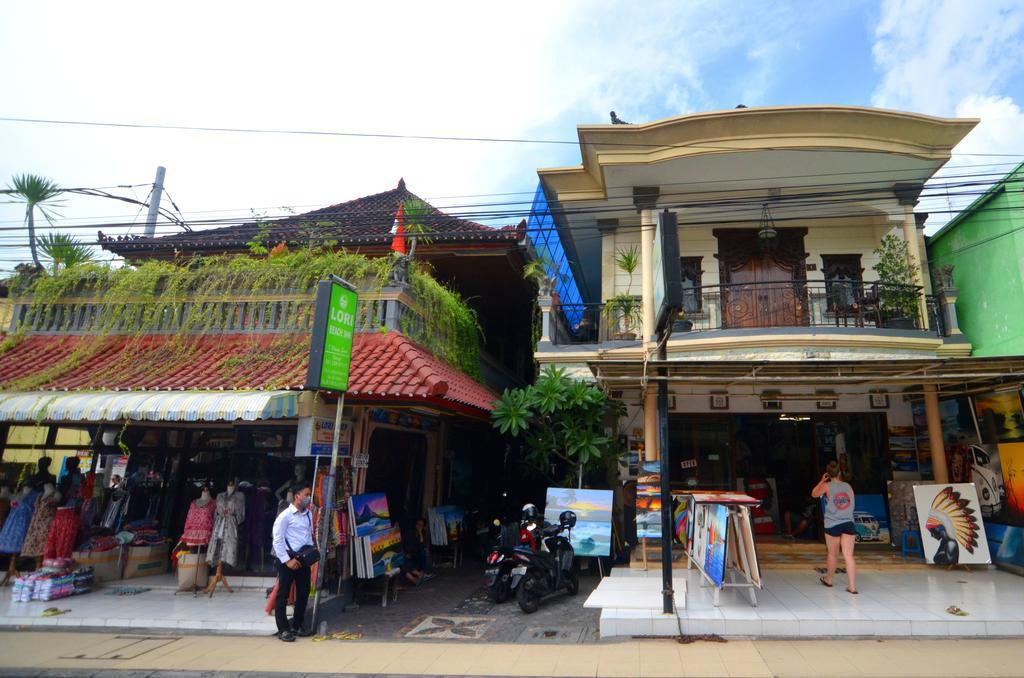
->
[306,277,358,392]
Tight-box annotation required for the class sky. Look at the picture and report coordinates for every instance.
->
[1,0,1023,272]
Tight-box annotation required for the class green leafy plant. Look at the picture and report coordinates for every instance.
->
[37,233,97,273]
[3,247,482,388]
[402,198,432,259]
[872,233,920,321]
[603,244,642,338]
[3,174,64,269]
[491,366,623,481]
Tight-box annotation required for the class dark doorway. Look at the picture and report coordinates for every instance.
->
[365,428,428,528]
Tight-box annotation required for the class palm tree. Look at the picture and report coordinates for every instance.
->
[402,198,432,259]
[37,233,97,273]
[3,174,64,269]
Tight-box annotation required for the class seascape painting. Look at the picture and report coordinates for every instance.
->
[349,492,391,538]
[544,487,613,557]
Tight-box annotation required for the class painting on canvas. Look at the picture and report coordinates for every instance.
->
[692,502,728,588]
[975,390,1024,443]
[368,525,404,577]
[998,442,1024,526]
[545,487,613,557]
[913,483,991,565]
[349,492,391,538]
[636,483,662,539]
[852,494,890,543]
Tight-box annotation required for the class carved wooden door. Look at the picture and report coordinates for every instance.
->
[716,228,808,329]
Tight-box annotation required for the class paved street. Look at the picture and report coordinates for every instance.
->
[4,631,1024,677]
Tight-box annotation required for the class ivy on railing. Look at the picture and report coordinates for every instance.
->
[1,248,482,388]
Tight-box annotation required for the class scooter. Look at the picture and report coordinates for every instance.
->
[483,514,539,603]
[512,510,578,613]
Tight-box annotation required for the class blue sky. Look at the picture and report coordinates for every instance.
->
[1,0,1022,270]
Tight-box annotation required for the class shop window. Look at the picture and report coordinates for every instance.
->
[822,254,863,312]
[6,425,48,447]
[679,256,703,314]
[55,427,92,446]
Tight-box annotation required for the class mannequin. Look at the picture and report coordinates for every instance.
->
[276,462,306,512]
[20,484,60,569]
[206,481,245,596]
[181,488,216,546]
[0,485,39,584]
[45,459,85,560]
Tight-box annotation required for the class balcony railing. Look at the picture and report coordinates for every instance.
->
[550,282,945,345]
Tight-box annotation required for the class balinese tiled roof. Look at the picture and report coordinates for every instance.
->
[100,179,524,256]
[0,330,496,417]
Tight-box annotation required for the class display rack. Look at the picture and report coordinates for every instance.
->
[684,493,763,607]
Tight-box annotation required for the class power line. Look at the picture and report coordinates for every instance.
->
[3,115,1024,156]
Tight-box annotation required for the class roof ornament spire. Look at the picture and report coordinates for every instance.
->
[397,177,406,190]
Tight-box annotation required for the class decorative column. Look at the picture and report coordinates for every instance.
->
[634,187,659,345]
[537,294,553,344]
[598,218,618,310]
[894,184,930,330]
[934,265,961,336]
[923,384,949,483]
[634,187,660,463]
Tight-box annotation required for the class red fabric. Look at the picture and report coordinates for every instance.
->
[0,332,496,416]
[264,562,318,616]
[181,500,216,546]
[390,202,407,254]
[44,507,79,559]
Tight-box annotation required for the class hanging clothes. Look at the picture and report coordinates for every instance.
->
[0,490,39,554]
[206,490,245,568]
[44,507,80,559]
[21,493,59,558]
[181,499,216,546]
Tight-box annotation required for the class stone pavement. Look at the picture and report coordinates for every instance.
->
[4,631,1024,676]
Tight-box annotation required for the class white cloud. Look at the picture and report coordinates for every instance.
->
[0,1,800,269]
[871,0,1024,231]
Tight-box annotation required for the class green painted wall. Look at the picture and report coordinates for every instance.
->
[928,167,1024,356]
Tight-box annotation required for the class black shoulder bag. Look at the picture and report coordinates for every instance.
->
[286,511,320,568]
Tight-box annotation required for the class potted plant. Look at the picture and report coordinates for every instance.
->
[872,233,920,329]
[603,245,642,340]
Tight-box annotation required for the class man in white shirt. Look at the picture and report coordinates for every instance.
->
[271,481,314,641]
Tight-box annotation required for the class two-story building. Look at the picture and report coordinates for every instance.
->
[531,106,1024,542]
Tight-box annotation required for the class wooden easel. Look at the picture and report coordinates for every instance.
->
[205,561,232,597]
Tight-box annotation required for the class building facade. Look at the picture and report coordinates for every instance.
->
[927,161,1024,357]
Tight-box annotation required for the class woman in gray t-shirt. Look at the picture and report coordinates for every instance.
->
[811,460,858,593]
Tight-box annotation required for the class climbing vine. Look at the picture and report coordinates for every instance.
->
[2,247,482,388]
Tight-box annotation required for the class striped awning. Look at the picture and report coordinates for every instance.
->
[0,390,300,423]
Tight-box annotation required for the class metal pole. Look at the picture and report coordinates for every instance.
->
[311,390,345,630]
[657,333,673,615]
[143,166,166,237]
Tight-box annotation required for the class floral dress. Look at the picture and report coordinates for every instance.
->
[0,491,39,554]
[21,493,58,558]
[181,499,216,546]
[206,491,245,568]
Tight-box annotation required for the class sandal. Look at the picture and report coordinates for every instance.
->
[846,588,859,595]
[819,576,833,588]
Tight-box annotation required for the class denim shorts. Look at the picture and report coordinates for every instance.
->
[825,521,856,537]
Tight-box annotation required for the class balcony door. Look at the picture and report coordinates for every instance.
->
[715,228,808,329]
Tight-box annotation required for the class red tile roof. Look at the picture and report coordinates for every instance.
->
[0,331,496,417]
[100,179,524,257]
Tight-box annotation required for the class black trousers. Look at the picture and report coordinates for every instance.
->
[275,560,312,633]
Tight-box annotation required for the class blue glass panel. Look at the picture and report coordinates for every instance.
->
[527,183,585,328]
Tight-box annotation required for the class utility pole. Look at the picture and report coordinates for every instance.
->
[144,166,166,237]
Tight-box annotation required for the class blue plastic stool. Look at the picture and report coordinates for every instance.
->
[901,530,924,559]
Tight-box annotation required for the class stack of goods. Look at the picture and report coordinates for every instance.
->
[347,492,403,579]
[122,520,163,546]
[11,574,35,602]
[78,534,120,553]
[427,506,464,546]
[31,572,75,601]
[72,566,95,595]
